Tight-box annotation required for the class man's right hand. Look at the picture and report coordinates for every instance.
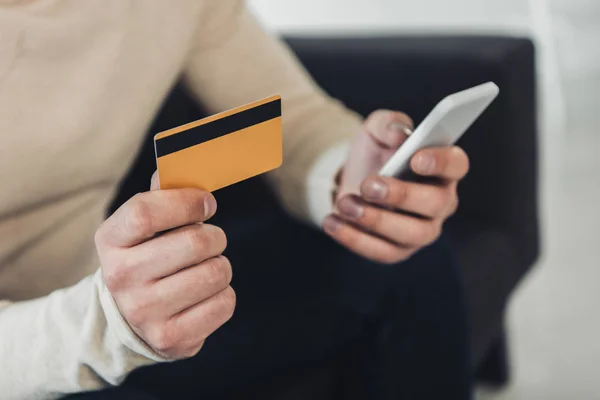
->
[95,173,235,359]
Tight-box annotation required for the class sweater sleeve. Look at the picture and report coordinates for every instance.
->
[183,1,363,226]
[0,270,167,400]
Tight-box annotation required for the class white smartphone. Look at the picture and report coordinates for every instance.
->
[378,82,500,177]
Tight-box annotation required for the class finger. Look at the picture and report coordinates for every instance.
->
[335,196,442,247]
[323,215,412,264]
[360,177,454,218]
[167,286,236,357]
[128,224,227,281]
[153,256,232,316]
[363,110,414,148]
[150,171,160,191]
[98,189,217,248]
[411,146,469,180]
[446,183,460,216]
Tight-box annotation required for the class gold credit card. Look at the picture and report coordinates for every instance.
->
[154,95,283,192]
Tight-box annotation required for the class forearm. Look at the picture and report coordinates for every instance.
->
[0,271,164,400]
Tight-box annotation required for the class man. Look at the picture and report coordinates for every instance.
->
[0,1,470,399]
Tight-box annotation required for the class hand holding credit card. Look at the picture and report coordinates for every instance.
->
[154,96,283,191]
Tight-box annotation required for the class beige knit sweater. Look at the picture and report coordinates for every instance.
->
[0,1,362,398]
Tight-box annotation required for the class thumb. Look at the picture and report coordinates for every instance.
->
[335,111,413,200]
[150,171,160,191]
[363,110,413,148]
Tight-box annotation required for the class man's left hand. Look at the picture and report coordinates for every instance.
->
[323,110,469,264]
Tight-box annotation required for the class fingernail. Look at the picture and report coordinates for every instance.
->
[323,215,341,234]
[362,178,388,201]
[337,197,363,219]
[387,122,412,146]
[389,122,413,136]
[203,195,217,218]
[414,153,435,174]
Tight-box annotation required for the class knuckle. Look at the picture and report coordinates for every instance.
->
[431,190,449,215]
[365,207,383,231]
[102,268,120,292]
[217,286,237,320]
[148,324,178,355]
[124,195,153,239]
[419,224,435,244]
[185,226,210,257]
[101,262,128,293]
[428,223,443,244]
[413,222,435,246]
[449,196,460,215]
[340,228,358,250]
[392,183,409,205]
[462,154,470,173]
[454,146,469,169]
[120,298,149,328]
[379,248,407,265]
[186,225,227,258]
[205,256,233,290]
[443,186,458,213]
[402,248,418,261]
[463,156,471,176]
[435,223,443,238]
[180,342,205,359]
[210,225,228,253]
[124,308,145,329]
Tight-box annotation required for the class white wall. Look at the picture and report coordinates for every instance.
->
[548,0,600,134]
[249,0,531,35]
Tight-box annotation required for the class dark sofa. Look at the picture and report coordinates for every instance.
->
[110,35,540,396]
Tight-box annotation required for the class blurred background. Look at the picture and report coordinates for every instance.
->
[248,1,600,399]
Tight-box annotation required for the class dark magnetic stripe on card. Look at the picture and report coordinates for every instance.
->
[155,99,282,158]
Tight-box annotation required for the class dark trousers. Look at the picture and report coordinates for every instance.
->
[66,201,471,400]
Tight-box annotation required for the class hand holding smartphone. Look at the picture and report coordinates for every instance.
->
[378,82,499,178]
